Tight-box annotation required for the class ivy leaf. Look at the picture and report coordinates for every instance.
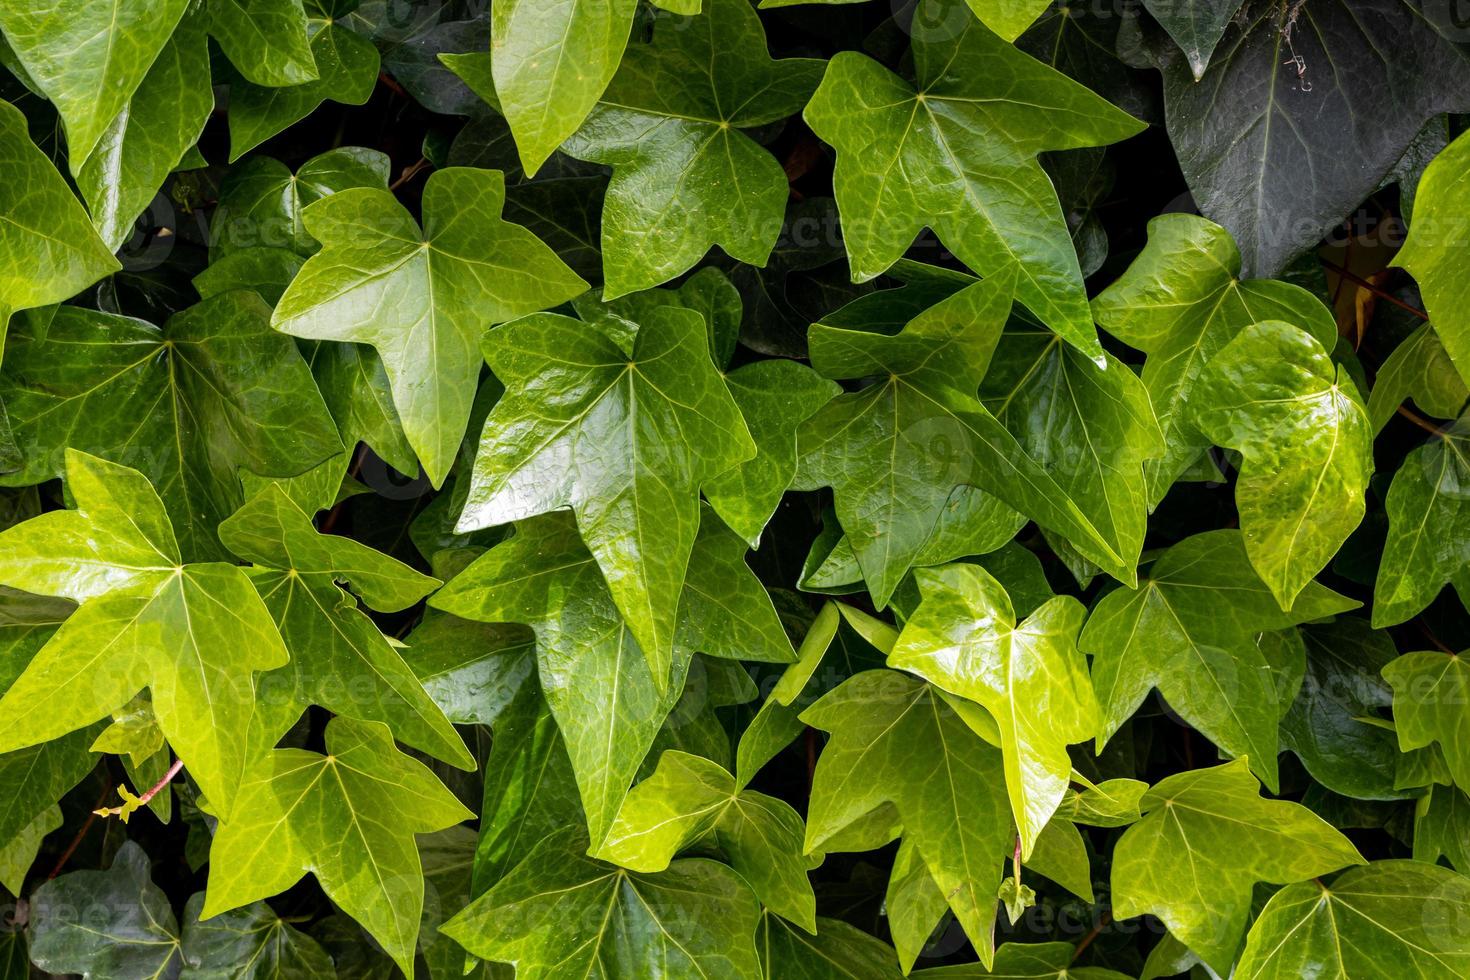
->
[1235,861,1470,978]
[795,269,1134,604]
[404,611,536,728]
[28,841,183,980]
[0,0,191,168]
[76,10,213,250]
[979,312,1164,571]
[706,359,839,548]
[208,0,319,87]
[1384,649,1470,793]
[1375,413,1470,626]
[457,307,755,685]
[0,590,101,847]
[1141,0,1243,80]
[272,167,588,486]
[1191,320,1373,609]
[202,716,474,977]
[433,508,793,847]
[490,0,636,175]
[0,291,343,561]
[1416,784,1470,873]
[470,676,583,893]
[1092,213,1337,503]
[1367,323,1469,432]
[1111,759,1363,973]
[1397,128,1470,388]
[597,749,817,931]
[217,485,472,769]
[803,0,1143,358]
[1280,620,1409,801]
[757,913,903,980]
[803,670,1013,968]
[228,7,380,160]
[0,804,59,896]
[180,891,336,979]
[0,101,119,342]
[1155,0,1470,277]
[889,564,1095,857]
[0,451,289,813]
[443,827,762,978]
[211,147,390,260]
[1083,529,1357,791]
[562,0,823,296]
[910,940,1133,979]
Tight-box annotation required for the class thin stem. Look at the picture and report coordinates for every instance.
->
[137,758,185,807]
[48,776,115,879]
[1071,911,1112,962]
[389,157,431,192]
[1319,259,1428,322]
[1397,404,1446,437]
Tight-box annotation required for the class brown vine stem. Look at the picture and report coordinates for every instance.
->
[1071,911,1112,962]
[390,157,431,192]
[1318,259,1428,322]
[47,775,115,880]
[1396,405,1446,438]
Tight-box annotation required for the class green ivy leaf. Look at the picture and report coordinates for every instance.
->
[28,841,183,979]
[757,912,903,979]
[803,0,1143,358]
[803,670,1012,968]
[598,749,817,931]
[979,312,1164,571]
[211,147,390,259]
[1092,213,1337,503]
[76,10,213,250]
[889,563,1095,857]
[1280,619,1409,801]
[273,167,588,486]
[490,0,638,175]
[180,891,336,979]
[443,827,763,979]
[0,804,59,895]
[0,0,192,168]
[1192,320,1373,609]
[228,7,380,160]
[0,451,288,812]
[1376,412,1470,626]
[202,716,473,977]
[1234,861,1470,978]
[1111,759,1363,973]
[1416,784,1470,873]
[456,307,755,684]
[218,485,471,769]
[0,100,119,344]
[0,292,343,561]
[562,0,822,296]
[1384,649,1470,793]
[911,940,1133,979]
[706,359,839,548]
[470,676,583,894]
[1398,128,1470,388]
[403,611,535,728]
[1082,529,1358,790]
[795,269,1134,604]
[1366,323,1469,432]
[433,508,792,847]
[208,0,319,87]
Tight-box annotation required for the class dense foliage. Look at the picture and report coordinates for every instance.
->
[0,0,1468,977]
